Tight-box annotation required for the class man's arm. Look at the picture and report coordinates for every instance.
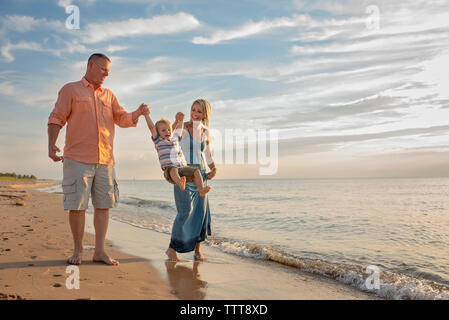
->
[132,104,150,122]
[48,124,63,162]
[47,85,71,162]
[111,93,148,128]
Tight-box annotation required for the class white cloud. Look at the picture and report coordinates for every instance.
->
[57,0,96,8]
[1,15,64,33]
[119,72,173,94]
[106,45,129,53]
[0,81,19,97]
[0,41,46,62]
[82,12,201,43]
[192,14,312,45]
[290,28,449,55]
[57,0,73,8]
[0,39,91,63]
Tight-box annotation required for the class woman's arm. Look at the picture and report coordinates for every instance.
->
[206,164,217,180]
[204,130,217,180]
[172,112,185,131]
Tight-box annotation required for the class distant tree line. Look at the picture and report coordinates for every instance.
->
[0,172,37,179]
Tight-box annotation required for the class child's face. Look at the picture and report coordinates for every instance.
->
[191,103,204,122]
[158,123,172,139]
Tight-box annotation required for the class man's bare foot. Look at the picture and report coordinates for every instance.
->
[92,251,119,266]
[176,177,186,191]
[165,248,180,262]
[199,186,211,197]
[67,251,83,265]
[194,251,207,261]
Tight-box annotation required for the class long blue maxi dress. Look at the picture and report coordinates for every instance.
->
[169,126,212,253]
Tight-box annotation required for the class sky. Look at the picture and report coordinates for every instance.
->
[1,0,449,180]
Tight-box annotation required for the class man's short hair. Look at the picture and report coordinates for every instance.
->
[88,53,111,64]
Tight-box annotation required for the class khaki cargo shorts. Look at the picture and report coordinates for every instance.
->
[62,157,119,211]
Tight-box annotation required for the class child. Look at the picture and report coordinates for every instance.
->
[143,109,211,197]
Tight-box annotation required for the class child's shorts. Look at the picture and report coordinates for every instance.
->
[163,166,197,184]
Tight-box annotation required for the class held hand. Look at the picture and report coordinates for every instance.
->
[206,168,216,180]
[48,144,63,162]
[139,103,150,116]
[175,112,185,122]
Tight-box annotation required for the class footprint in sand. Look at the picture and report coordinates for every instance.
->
[0,293,24,300]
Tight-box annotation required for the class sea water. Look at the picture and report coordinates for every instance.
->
[40,177,449,300]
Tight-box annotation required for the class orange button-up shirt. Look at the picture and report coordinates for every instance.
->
[48,77,138,165]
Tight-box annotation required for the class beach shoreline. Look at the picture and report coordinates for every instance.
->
[0,180,379,300]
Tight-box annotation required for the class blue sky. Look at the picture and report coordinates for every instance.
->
[1,0,449,180]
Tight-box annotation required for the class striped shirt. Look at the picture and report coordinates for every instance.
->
[152,129,187,168]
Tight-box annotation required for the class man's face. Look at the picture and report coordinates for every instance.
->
[89,58,110,86]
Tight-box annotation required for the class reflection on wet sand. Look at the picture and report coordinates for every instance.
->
[165,261,208,300]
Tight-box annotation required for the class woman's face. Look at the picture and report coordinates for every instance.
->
[190,103,204,122]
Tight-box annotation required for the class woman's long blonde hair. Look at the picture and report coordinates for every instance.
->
[191,99,211,127]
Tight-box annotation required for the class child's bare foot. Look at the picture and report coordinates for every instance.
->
[199,186,211,197]
[176,176,186,191]
[165,248,180,262]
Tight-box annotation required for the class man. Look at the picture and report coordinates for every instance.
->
[48,53,149,265]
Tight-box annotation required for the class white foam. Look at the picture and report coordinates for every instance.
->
[206,237,449,300]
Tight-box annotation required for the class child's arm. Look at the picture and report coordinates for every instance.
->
[142,108,158,139]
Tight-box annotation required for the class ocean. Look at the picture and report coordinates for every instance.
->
[40,177,449,300]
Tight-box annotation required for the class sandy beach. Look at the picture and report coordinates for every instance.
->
[0,180,173,300]
[0,180,379,300]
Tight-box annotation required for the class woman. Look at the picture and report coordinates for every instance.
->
[165,99,217,261]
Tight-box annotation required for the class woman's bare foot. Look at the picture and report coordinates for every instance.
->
[176,176,186,191]
[194,251,207,261]
[165,248,180,262]
[199,186,211,197]
[93,251,119,266]
[67,251,83,265]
